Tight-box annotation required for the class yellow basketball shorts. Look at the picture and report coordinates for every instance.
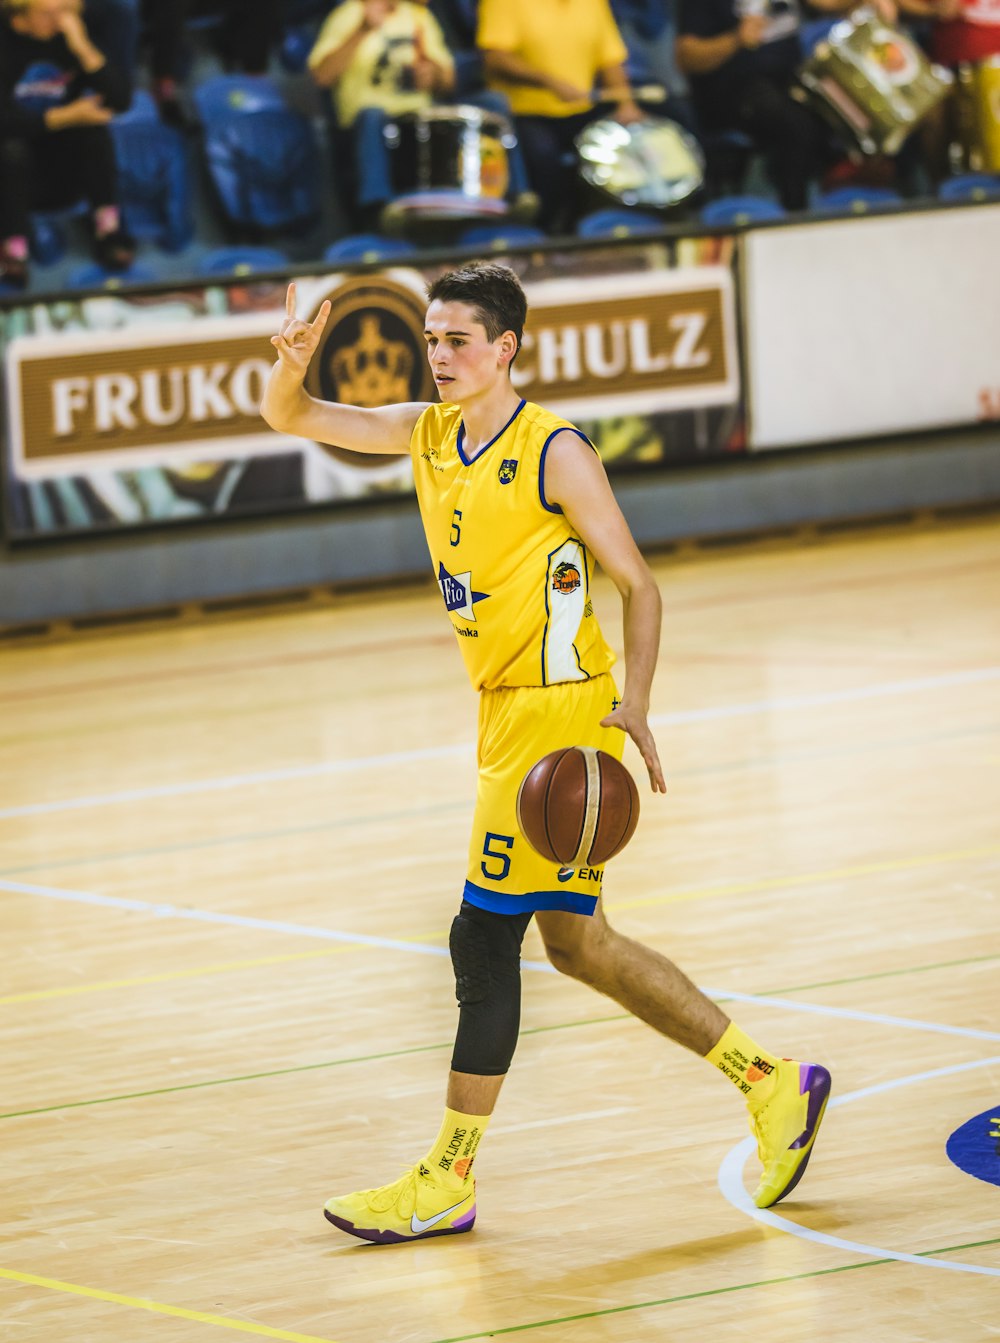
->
[463,672,623,917]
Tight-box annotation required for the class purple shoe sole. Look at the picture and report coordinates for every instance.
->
[771,1063,832,1206]
[323,1206,476,1244]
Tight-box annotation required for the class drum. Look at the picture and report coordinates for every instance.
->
[796,5,953,156]
[955,56,1000,172]
[575,116,705,211]
[383,104,513,219]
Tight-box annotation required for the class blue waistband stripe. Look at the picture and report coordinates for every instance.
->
[462,879,598,917]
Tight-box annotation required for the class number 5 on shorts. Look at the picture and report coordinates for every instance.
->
[481,832,514,881]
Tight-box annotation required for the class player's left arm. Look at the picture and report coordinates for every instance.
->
[544,431,667,793]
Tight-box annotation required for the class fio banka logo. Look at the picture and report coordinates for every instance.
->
[437,562,490,622]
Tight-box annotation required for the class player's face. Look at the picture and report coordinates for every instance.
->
[423,299,513,403]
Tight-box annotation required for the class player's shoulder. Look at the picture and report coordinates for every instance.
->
[410,399,461,444]
[416,400,462,429]
[518,400,582,440]
[519,403,594,459]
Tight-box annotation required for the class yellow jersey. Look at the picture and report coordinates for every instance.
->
[410,399,616,691]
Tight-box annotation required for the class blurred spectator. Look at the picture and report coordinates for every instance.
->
[309,0,456,228]
[897,0,1000,178]
[87,0,281,124]
[907,0,1000,64]
[676,0,897,211]
[477,0,645,231]
[0,0,134,287]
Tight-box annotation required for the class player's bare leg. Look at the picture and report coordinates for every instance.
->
[535,903,832,1207]
[535,903,728,1053]
[447,1070,505,1115]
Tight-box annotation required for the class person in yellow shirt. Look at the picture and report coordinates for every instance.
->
[309,0,455,228]
[477,0,643,229]
[260,262,833,1244]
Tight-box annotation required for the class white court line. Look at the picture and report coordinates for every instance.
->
[2,666,998,822]
[0,743,471,821]
[699,985,1000,1044]
[491,1106,634,1136]
[0,878,449,960]
[718,1055,1000,1278]
[6,878,1000,1046]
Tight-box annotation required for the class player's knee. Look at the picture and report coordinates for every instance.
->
[542,911,611,982]
[449,901,529,1001]
[543,928,594,980]
[449,901,531,1076]
[449,905,493,1004]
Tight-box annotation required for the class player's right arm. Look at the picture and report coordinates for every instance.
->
[261,282,427,455]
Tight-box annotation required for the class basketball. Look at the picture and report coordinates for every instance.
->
[515,747,640,868]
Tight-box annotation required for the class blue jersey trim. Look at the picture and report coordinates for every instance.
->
[463,878,599,917]
[457,398,526,466]
[538,427,595,514]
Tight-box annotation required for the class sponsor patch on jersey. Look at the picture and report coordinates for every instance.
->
[498,458,518,484]
[437,561,490,621]
[552,561,581,594]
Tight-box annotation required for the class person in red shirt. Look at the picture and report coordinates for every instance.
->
[898,0,1000,175]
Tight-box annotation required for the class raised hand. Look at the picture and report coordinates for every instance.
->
[270,282,332,380]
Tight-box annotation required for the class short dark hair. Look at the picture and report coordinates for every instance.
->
[426,262,527,356]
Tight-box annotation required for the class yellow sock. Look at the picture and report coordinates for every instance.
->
[422,1107,491,1192]
[706,1022,781,1107]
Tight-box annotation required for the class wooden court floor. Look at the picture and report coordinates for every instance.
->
[2,515,999,1343]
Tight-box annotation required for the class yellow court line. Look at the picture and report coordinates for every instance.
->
[606,842,1000,914]
[0,1266,340,1343]
[0,935,447,1006]
[7,842,1000,1007]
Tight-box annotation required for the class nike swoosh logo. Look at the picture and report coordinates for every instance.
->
[410,1196,470,1235]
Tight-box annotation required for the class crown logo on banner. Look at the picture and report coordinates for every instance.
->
[331,314,414,407]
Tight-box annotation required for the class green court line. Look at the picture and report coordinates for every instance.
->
[425,1237,1000,1343]
[750,951,1000,998]
[0,800,472,878]
[5,947,999,1119]
[0,1015,628,1121]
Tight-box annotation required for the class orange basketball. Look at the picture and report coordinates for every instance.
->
[515,747,640,868]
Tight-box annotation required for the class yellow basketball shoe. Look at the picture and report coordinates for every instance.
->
[323,1164,476,1244]
[749,1060,832,1208]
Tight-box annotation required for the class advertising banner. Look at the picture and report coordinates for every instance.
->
[744,204,1000,451]
[1,238,744,540]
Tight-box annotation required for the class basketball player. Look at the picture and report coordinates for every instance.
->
[261,264,831,1244]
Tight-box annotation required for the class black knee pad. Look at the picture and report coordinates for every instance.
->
[449,901,532,1076]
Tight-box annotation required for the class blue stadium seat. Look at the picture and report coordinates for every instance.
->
[280,26,315,73]
[65,259,161,290]
[116,88,160,125]
[29,201,88,265]
[111,110,195,253]
[457,223,548,251]
[196,245,290,276]
[699,195,785,226]
[575,208,662,238]
[815,186,902,214]
[799,16,838,55]
[202,106,322,234]
[938,172,1000,202]
[323,234,418,264]
[193,74,286,122]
